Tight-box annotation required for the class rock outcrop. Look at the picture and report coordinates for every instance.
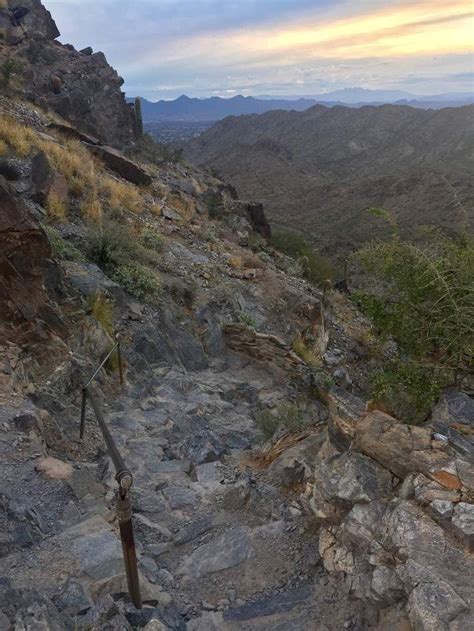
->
[0,1,136,148]
[308,406,474,630]
[0,176,63,342]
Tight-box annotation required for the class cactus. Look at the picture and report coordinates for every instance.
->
[50,74,61,95]
[134,97,143,138]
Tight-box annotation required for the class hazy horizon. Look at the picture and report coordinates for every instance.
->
[43,1,474,100]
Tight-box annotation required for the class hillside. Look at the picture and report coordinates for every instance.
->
[0,2,473,631]
[185,104,474,260]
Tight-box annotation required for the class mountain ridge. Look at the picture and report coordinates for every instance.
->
[130,91,474,122]
[184,103,474,260]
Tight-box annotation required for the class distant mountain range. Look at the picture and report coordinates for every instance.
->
[184,103,474,262]
[129,89,474,122]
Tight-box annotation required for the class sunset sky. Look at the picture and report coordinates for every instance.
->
[43,0,474,100]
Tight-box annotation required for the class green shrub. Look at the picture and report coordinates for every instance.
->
[43,225,84,261]
[255,402,307,440]
[271,230,334,285]
[140,228,165,252]
[353,223,473,420]
[112,263,161,303]
[0,58,23,91]
[353,231,474,377]
[238,312,257,328]
[370,359,450,424]
[88,219,156,271]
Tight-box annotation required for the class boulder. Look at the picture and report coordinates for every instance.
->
[315,452,394,505]
[87,144,152,186]
[355,411,451,478]
[31,151,69,206]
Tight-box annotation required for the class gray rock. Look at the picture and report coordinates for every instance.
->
[407,580,467,631]
[430,499,454,520]
[452,502,474,551]
[72,531,123,580]
[179,528,253,578]
[162,485,200,510]
[173,516,215,545]
[317,452,393,505]
[52,579,92,615]
[431,389,474,428]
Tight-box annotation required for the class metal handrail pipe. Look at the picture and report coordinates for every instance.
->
[83,340,121,391]
[85,390,132,489]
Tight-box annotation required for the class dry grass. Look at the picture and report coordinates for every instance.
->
[46,192,68,223]
[168,193,194,220]
[80,191,103,223]
[241,252,265,269]
[0,114,148,223]
[99,175,143,213]
[292,335,320,367]
[0,116,37,156]
[0,1,8,10]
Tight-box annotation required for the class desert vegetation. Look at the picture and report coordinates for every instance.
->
[271,230,335,286]
[353,224,473,421]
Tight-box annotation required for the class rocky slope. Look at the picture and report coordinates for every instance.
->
[0,0,136,147]
[184,104,474,262]
[0,2,473,630]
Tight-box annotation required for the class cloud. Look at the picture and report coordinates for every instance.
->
[42,0,474,99]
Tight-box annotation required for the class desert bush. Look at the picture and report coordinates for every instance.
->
[112,263,160,303]
[370,359,450,424]
[271,230,334,285]
[255,403,307,440]
[353,226,473,420]
[0,58,23,91]
[238,312,257,328]
[43,225,84,261]
[140,228,165,252]
[353,231,473,376]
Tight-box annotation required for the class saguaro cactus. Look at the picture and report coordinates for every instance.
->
[134,97,143,138]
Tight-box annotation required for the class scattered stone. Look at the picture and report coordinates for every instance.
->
[179,528,253,578]
[36,457,73,480]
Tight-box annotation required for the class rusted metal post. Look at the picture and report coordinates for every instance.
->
[80,388,87,440]
[116,486,141,609]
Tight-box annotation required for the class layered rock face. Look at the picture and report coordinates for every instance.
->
[0,0,136,148]
[0,176,62,341]
[308,391,474,630]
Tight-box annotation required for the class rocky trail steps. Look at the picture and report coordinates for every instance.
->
[0,358,372,631]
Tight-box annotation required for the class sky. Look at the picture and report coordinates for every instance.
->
[43,0,474,100]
